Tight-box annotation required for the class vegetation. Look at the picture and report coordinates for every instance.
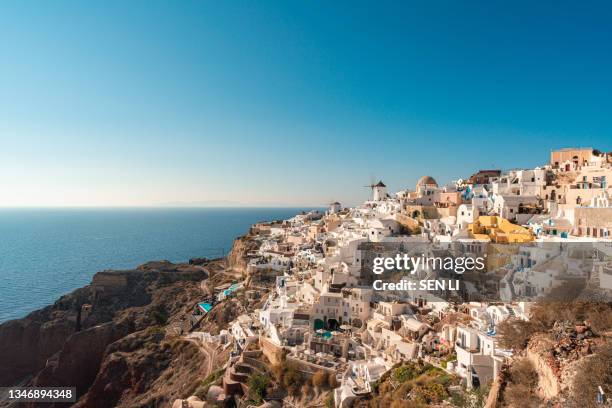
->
[366,360,460,407]
[150,304,169,325]
[497,318,538,351]
[324,391,335,408]
[498,301,612,351]
[450,383,490,408]
[248,373,270,404]
[311,369,339,391]
[502,358,541,408]
[440,352,457,369]
[272,360,305,396]
[312,370,329,388]
[328,371,339,388]
[193,369,224,401]
[570,342,612,408]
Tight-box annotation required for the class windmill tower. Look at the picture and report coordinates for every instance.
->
[327,200,342,214]
[365,180,388,201]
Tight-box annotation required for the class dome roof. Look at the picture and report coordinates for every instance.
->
[416,176,438,188]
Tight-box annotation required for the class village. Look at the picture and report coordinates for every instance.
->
[175,147,612,408]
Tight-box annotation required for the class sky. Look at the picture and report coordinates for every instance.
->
[0,1,611,207]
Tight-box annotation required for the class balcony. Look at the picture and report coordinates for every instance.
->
[456,341,480,354]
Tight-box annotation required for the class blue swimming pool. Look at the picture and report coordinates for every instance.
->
[198,302,212,313]
[223,283,241,296]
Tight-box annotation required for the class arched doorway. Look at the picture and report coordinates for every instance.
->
[327,319,340,330]
[313,319,324,331]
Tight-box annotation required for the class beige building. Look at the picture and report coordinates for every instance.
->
[550,147,595,170]
[573,193,612,238]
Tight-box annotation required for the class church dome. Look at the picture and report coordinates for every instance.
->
[416,176,438,188]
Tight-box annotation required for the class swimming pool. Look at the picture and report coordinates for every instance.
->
[223,283,241,296]
[315,330,333,340]
[198,302,212,313]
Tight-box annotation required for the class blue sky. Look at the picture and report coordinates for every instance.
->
[0,1,611,207]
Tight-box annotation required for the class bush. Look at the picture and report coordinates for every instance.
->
[193,369,224,400]
[497,319,538,351]
[570,342,612,408]
[273,360,305,395]
[248,373,269,403]
[412,382,447,403]
[503,358,540,408]
[450,383,490,408]
[393,361,431,383]
[585,304,612,334]
[324,392,334,408]
[440,353,457,369]
[328,372,339,389]
[312,370,328,389]
[150,305,168,325]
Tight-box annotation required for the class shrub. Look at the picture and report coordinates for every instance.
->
[393,361,431,383]
[394,364,418,383]
[585,304,612,334]
[248,373,269,403]
[441,352,457,369]
[497,318,537,351]
[503,358,540,408]
[570,342,612,408]
[324,392,334,408]
[312,370,328,389]
[328,372,339,388]
[273,360,305,395]
[150,305,168,325]
[412,382,447,403]
[450,383,490,408]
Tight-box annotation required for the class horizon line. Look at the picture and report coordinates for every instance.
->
[0,205,328,210]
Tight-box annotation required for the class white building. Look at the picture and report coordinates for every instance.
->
[371,181,388,201]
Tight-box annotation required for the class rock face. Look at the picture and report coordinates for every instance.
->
[227,236,259,274]
[0,260,211,407]
[74,333,206,408]
[0,286,90,386]
[526,337,562,400]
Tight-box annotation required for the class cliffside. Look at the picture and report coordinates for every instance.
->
[226,235,260,274]
[0,260,213,408]
[494,304,612,408]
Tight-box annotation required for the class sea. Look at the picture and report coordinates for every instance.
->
[0,207,316,323]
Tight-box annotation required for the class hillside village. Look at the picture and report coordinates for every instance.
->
[175,147,612,408]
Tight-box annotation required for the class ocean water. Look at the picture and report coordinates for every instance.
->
[0,208,313,323]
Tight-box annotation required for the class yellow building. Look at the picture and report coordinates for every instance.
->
[468,216,534,243]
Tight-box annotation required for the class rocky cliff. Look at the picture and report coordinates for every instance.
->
[0,260,213,408]
[226,235,260,274]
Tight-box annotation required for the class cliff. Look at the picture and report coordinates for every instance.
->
[494,304,612,408]
[226,235,260,274]
[0,260,213,408]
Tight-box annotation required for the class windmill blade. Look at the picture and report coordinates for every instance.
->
[364,174,377,188]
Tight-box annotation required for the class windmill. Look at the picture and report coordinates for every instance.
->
[326,198,342,214]
[364,177,387,201]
